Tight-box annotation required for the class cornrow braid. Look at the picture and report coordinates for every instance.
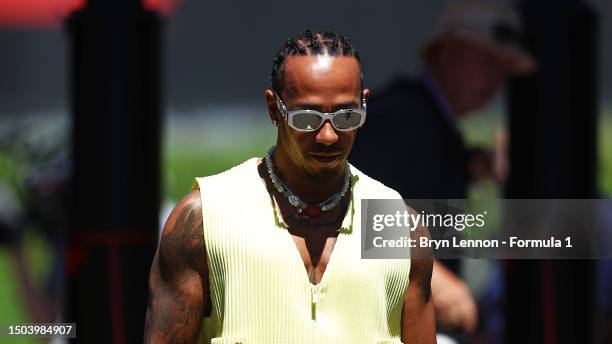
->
[270,30,362,96]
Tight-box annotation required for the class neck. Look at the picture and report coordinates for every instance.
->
[271,145,347,204]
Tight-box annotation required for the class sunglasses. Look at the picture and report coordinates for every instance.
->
[275,92,367,132]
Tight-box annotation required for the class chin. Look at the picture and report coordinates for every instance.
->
[305,160,345,182]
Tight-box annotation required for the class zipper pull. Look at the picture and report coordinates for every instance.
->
[312,286,319,304]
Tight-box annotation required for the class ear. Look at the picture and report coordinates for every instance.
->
[362,88,371,100]
[265,89,279,125]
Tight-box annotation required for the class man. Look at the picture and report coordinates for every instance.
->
[144,30,435,343]
[350,0,536,336]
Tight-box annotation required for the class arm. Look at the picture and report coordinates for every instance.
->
[144,190,209,343]
[401,220,436,343]
[431,260,477,334]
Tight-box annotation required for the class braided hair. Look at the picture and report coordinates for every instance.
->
[271,30,362,95]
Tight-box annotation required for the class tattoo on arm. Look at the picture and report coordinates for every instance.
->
[409,209,433,303]
[144,191,208,343]
[401,208,436,343]
[418,260,433,303]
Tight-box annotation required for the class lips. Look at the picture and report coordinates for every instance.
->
[309,153,341,163]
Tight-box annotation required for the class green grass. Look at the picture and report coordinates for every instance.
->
[0,230,53,344]
[162,127,275,201]
[600,109,612,194]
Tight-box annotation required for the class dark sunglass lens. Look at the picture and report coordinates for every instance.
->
[333,111,362,129]
[292,112,323,131]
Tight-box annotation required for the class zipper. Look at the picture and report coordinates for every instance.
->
[311,284,318,321]
[311,284,318,344]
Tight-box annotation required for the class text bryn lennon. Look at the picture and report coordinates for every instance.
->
[372,237,500,249]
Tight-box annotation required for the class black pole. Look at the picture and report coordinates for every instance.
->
[66,0,162,342]
[506,0,598,343]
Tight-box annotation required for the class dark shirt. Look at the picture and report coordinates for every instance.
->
[351,75,471,273]
[351,74,470,199]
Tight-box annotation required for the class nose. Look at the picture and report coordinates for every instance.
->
[315,121,339,146]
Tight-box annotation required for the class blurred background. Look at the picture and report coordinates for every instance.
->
[0,0,610,343]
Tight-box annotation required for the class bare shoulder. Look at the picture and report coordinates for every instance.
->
[158,190,206,275]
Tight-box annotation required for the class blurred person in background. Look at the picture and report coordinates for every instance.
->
[0,121,69,323]
[144,30,435,343]
[350,0,536,341]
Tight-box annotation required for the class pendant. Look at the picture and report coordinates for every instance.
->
[305,204,322,217]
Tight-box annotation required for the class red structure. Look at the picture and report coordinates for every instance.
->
[0,0,178,28]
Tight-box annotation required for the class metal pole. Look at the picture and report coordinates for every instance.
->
[506,0,598,342]
[66,0,162,342]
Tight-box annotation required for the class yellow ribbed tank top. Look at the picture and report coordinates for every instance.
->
[192,158,410,344]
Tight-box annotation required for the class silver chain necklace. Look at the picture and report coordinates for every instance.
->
[264,146,350,217]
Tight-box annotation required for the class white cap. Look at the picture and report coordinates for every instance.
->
[421,0,537,75]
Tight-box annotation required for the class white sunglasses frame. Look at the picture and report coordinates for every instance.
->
[274,92,367,132]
